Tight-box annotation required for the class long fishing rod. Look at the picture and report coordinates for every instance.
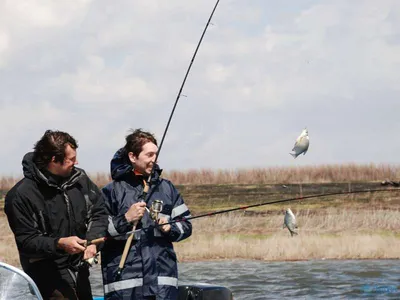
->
[148,0,221,183]
[184,186,400,221]
[88,186,400,245]
[117,0,221,275]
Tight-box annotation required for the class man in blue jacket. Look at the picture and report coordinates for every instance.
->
[101,128,192,299]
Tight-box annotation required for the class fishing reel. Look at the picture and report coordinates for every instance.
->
[86,254,99,266]
[79,253,99,269]
[150,200,163,222]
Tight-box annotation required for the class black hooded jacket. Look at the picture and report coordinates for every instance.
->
[5,152,108,271]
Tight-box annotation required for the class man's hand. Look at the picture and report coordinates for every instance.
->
[158,217,171,233]
[57,236,86,254]
[125,201,147,223]
[83,244,97,260]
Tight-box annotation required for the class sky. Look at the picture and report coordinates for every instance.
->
[0,0,399,176]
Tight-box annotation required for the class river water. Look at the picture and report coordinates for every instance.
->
[91,259,400,299]
[1,259,399,299]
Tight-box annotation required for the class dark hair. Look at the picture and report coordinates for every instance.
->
[124,128,157,157]
[33,130,78,169]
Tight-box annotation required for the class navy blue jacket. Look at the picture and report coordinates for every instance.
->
[101,148,192,299]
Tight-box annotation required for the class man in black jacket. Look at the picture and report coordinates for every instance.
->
[5,130,108,300]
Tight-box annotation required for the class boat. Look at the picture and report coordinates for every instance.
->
[0,261,43,300]
[0,261,232,300]
[93,283,233,300]
[93,284,233,300]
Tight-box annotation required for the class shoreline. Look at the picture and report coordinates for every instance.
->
[179,257,400,263]
[2,256,399,267]
[3,210,400,266]
[1,181,400,267]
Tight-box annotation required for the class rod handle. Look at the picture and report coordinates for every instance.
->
[88,237,106,246]
[117,223,137,275]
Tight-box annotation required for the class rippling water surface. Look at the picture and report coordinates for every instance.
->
[91,259,400,299]
[2,259,399,299]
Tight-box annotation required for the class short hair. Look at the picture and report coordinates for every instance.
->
[124,129,157,157]
[33,130,78,169]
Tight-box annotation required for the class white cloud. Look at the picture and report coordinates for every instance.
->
[57,69,158,106]
[0,30,9,67]
[3,0,92,28]
[1,0,400,174]
[205,63,235,83]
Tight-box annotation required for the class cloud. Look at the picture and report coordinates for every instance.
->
[0,0,400,175]
[3,0,92,28]
[55,55,158,106]
[0,30,9,68]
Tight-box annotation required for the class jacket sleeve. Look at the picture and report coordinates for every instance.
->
[4,189,60,257]
[164,183,192,242]
[84,178,109,242]
[102,182,132,238]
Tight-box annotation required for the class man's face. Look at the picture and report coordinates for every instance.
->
[49,144,78,177]
[129,142,158,176]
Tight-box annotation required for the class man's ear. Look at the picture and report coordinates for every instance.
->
[51,156,56,163]
[128,152,136,164]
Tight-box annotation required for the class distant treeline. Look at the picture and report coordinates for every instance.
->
[1,163,399,191]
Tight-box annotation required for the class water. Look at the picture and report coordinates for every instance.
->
[2,260,398,299]
[90,259,400,299]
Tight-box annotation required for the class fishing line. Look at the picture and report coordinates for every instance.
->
[88,186,400,244]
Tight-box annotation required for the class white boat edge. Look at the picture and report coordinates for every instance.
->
[0,261,43,300]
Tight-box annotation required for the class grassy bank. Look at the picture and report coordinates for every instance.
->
[0,211,19,266]
[175,208,400,261]
[1,163,400,190]
[1,181,400,266]
[2,181,400,214]
[2,207,400,266]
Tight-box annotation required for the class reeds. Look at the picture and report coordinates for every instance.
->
[2,208,400,266]
[165,163,400,185]
[176,234,400,261]
[0,212,19,266]
[1,163,399,191]
[175,208,400,261]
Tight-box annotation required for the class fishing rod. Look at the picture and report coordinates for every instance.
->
[88,185,400,245]
[148,0,220,183]
[118,0,222,275]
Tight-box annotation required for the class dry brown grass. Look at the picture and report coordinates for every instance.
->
[174,208,400,261]
[165,163,400,185]
[189,208,400,233]
[2,163,399,266]
[176,234,400,261]
[0,172,111,192]
[0,212,19,266]
[0,176,19,191]
[1,163,399,190]
[87,172,112,188]
[2,207,400,266]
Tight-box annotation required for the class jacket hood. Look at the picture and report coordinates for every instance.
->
[22,152,44,182]
[110,148,162,182]
[22,152,83,187]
